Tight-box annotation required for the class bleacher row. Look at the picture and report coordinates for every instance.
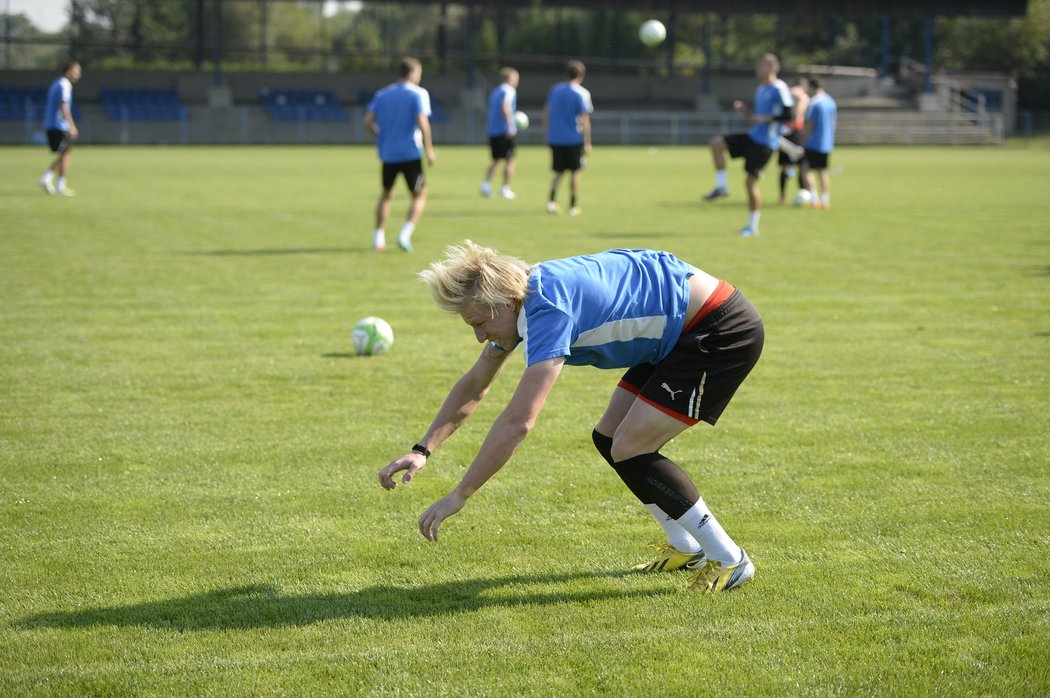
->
[0,86,450,123]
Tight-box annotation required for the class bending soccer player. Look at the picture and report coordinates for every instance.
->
[378,241,764,592]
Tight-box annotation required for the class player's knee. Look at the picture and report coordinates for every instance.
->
[591,429,614,465]
[609,437,648,465]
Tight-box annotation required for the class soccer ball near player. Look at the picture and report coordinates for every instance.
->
[639,19,667,47]
[794,189,814,207]
[351,317,394,356]
[514,111,529,130]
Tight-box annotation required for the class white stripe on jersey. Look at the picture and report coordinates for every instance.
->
[573,315,667,348]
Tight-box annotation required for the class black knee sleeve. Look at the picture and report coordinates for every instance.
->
[591,429,614,465]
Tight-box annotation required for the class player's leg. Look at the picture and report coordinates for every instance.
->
[818,165,831,209]
[501,154,516,198]
[593,381,705,568]
[704,135,730,199]
[568,169,581,215]
[373,164,398,251]
[397,162,427,252]
[742,172,761,236]
[481,159,498,197]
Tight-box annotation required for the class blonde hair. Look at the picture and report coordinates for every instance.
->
[419,240,531,315]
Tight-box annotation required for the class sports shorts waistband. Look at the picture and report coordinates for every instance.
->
[683,279,735,334]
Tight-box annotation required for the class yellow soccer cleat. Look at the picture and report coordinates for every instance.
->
[632,543,707,573]
[688,549,755,592]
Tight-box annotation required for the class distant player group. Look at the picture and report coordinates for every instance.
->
[363,56,594,252]
[361,52,833,249]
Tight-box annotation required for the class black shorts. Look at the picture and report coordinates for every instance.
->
[47,129,72,154]
[778,130,804,166]
[550,144,583,172]
[724,133,773,178]
[489,135,516,161]
[381,159,425,193]
[804,148,830,170]
[618,284,764,426]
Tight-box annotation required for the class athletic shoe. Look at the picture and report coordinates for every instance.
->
[56,187,76,198]
[397,234,413,252]
[480,182,492,197]
[500,186,516,200]
[568,206,580,216]
[739,226,758,237]
[703,187,728,201]
[39,179,55,195]
[688,549,755,592]
[632,543,706,573]
[546,201,560,215]
[372,231,386,251]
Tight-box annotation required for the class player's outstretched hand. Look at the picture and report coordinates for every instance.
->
[418,490,465,542]
[378,452,427,490]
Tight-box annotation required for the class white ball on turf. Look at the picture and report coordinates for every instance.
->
[514,110,529,130]
[352,317,394,356]
[639,19,666,47]
[794,189,814,207]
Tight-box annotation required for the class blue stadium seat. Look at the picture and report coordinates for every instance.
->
[260,89,349,123]
[100,88,185,121]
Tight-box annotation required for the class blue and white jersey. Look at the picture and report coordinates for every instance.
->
[747,79,793,150]
[516,250,695,369]
[367,81,432,164]
[486,83,517,137]
[805,93,837,154]
[545,82,593,146]
[43,76,73,131]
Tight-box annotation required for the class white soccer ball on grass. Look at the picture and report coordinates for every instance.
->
[794,189,814,207]
[514,111,529,130]
[351,317,394,356]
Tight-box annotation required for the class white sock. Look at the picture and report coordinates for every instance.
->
[822,192,830,206]
[42,171,54,183]
[748,211,761,230]
[644,503,702,554]
[481,181,491,193]
[715,170,728,190]
[398,221,415,242]
[372,229,385,249]
[56,177,66,192]
[676,498,742,565]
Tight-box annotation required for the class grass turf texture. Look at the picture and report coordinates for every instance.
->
[1,144,1048,695]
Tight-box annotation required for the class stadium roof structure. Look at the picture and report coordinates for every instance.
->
[367,0,1029,18]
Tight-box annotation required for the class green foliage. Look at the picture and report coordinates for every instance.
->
[0,143,1048,694]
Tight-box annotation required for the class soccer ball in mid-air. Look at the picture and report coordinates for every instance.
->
[351,317,394,356]
[514,111,529,130]
[794,189,814,207]
[639,19,667,47]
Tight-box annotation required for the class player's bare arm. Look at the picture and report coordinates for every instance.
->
[362,112,378,137]
[378,341,512,490]
[418,356,566,541]
[580,114,592,155]
[418,114,436,165]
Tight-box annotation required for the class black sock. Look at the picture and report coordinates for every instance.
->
[779,170,788,199]
[610,452,700,519]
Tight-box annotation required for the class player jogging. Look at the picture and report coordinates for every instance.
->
[39,60,81,197]
[544,60,593,216]
[378,241,764,593]
[480,67,520,200]
[800,77,838,210]
[703,53,794,237]
[363,56,437,253]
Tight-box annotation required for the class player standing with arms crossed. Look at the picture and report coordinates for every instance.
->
[703,53,794,237]
[543,60,593,216]
[39,60,81,197]
[363,56,437,253]
[480,67,520,200]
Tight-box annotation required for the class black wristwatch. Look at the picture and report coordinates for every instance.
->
[411,443,431,459]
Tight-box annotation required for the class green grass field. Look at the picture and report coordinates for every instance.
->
[1,143,1048,696]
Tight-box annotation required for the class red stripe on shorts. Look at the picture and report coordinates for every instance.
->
[683,279,735,334]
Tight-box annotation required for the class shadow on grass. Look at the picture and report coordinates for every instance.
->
[17,571,667,631]
[179,247,359,256]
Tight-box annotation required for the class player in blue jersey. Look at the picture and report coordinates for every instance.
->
[480,67,520,200]
[378,241,765,593]
[363,56,437,253]
[39,60,81,197]
[543,60,593,216]
[800,77,837,210]
[703,53,794,237]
